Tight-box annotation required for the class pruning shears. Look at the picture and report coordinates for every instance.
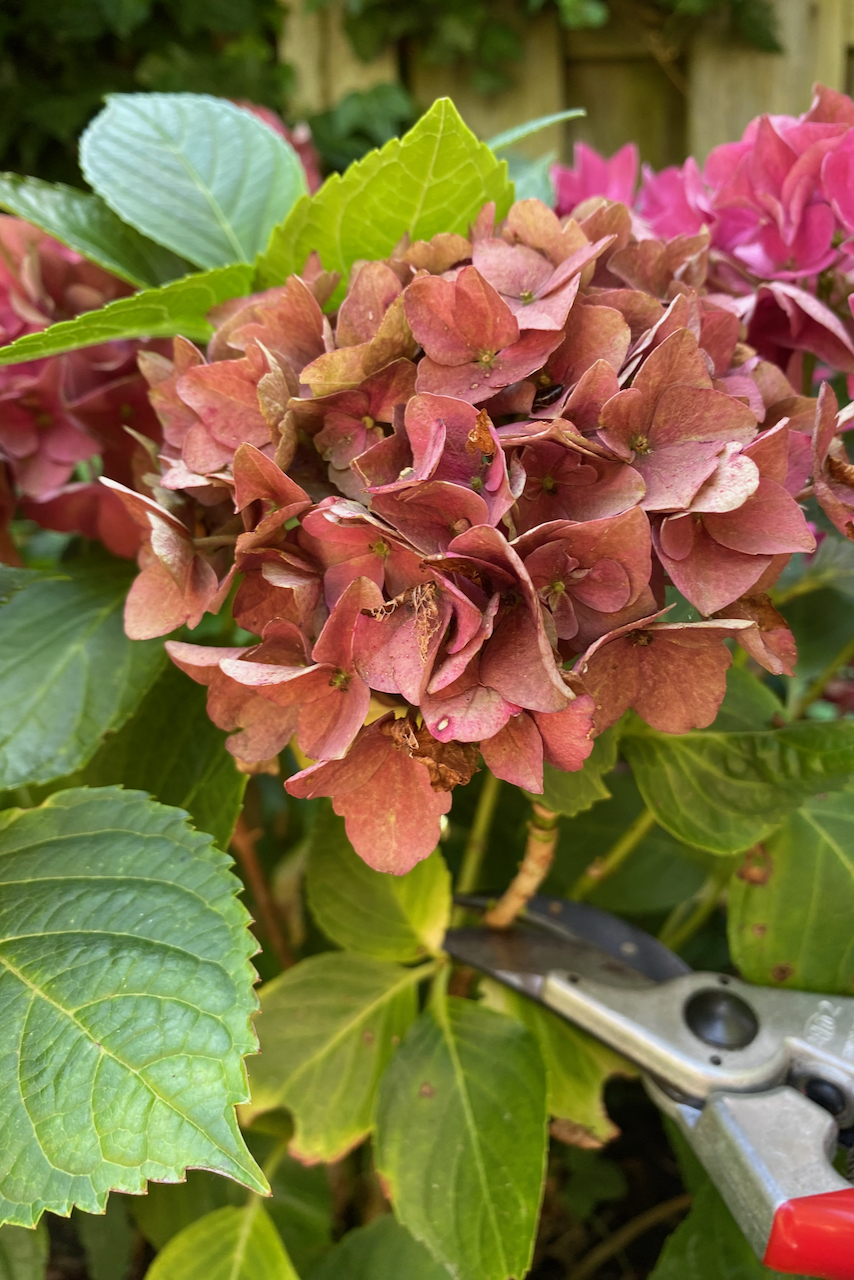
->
[445,896,854,1280]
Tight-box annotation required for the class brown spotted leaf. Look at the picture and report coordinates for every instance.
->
[729,790,854,993]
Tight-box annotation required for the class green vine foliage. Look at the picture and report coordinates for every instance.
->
[0,0,289,185]
[320,0,780,95]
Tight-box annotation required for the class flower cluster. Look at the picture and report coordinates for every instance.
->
[0,217,166,559]
[102,175,850,874]
[553,83,854,386]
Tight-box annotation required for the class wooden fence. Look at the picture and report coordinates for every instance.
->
[280,0,854,167]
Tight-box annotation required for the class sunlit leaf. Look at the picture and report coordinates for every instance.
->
[484,980,630,1145]
[375,995,547,1280]
[245,954,423,1162]
[257,98,512,304]
[144,1204,297,1280]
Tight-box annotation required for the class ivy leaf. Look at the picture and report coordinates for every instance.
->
[649,1181,789,1280]
[0,560,164,790]
[80,94,307,269]
[144,1204,298,1280]
[535,724,619,817]
[546,771,707,914]
[305,804,451,961]
[0,173,192,288]
[245,954,424,1162]
[374,996,547,1280]
[0,787,266,1228]
[483,980,630,1145]
[257,98,513,304]
[729,790,854,993]
[0,1222,48,1279]
[623,718,854,856]
[0,264,254,366]
[311,1216,449,1280]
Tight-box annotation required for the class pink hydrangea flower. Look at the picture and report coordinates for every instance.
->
[552,142,639,217]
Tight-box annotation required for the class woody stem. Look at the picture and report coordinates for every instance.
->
[231,814,295,970]
[569,807,656,901]
[483,802,560,928]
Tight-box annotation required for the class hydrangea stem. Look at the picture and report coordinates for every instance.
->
[231,814,295,970]
[658,859,736,953]
[567,1193,693,1280]
[791,634,854,718]
[456,770,503,896]
[569,807,656,901]
[483,802,560,928]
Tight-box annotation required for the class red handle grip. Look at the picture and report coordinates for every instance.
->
[764,1188,854,1279]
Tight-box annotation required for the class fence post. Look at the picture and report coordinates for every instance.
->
[408,14,566,157]
[686,0,847,161]
[278,0,398,115]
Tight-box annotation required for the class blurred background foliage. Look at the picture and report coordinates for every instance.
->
[0,0,778,183]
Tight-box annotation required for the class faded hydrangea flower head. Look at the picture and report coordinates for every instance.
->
[93,156,854,870]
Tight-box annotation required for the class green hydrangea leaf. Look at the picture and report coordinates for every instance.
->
[130,1133,332,1277]
[623,718,854,856]
[0,173,192,288]
[0,1222,48,1279]
[775,535,854,603]
[0,560,165,790]
[80,94,307,269]
[483,980,630,1145]
[374,995,547,1280]
[710,667,783,733]
[75,662,246,849]
[0,264,253,366]
[311,1216,449,1280]
[144,1204,298,1280]
[545,771,707,914]
[649,1181,791,1280]
[729,790,854,993]
[244,954,423,1162]
[534,724,620,817]
[305,803,451,961]
[74,1196,134,1280]
[0,787,266,1228]
[257,98,513,304]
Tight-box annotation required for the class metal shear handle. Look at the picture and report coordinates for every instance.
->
[650,1083,854,1279]
[544,968,854,1280]
[444,901,854,1280]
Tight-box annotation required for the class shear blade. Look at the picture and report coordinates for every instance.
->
[449,894,691,985]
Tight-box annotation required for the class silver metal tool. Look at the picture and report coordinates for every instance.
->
[445,895,854,1280]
